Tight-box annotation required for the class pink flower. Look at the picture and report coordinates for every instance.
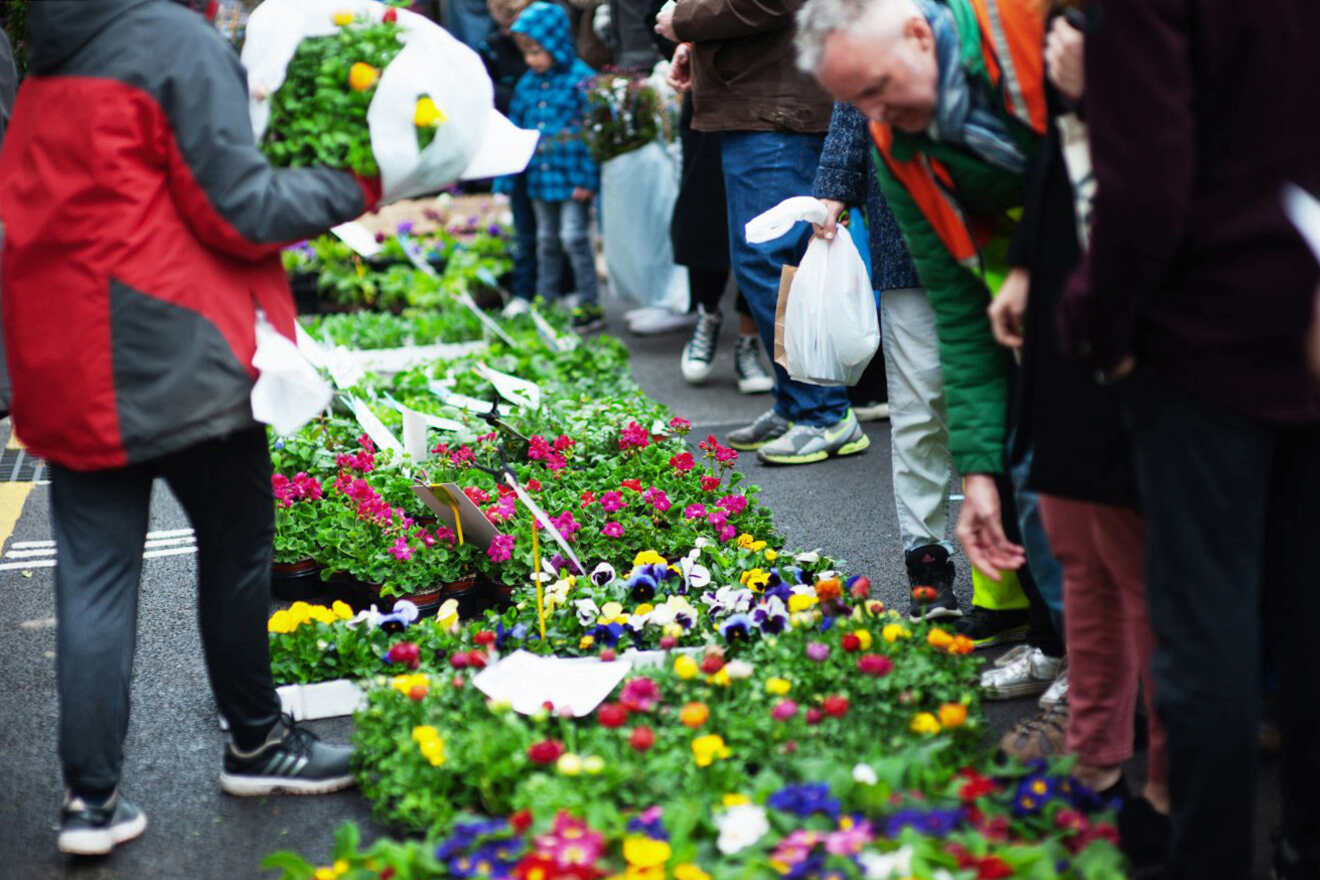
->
[772,699,798,721]
[464,486,491,506]
[620,676,660,712]
[668,416,692,434]
[550,510,581,541]
[683,503,706,520]
[601,521,625,538]
[707,510,729,529]
[449,446,476,467]
[388,537,413,561]
[716,494,748,516]
[415,528,436,548]
[487,533,515,562]
[599,491,627,513]
[553,435,575,452]
[669,452,695,473]
[434,526,457,546]
[806,642,830,661]
[824,820,872,856]
[619,421,651,450]
[719,525,737,542]
[858,654,893,676]
[641,488,671,512]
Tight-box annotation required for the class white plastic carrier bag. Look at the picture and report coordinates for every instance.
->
[243,0,539,203]
[745,196,878,386]
[251,312,333,436]
[599,141,689,314]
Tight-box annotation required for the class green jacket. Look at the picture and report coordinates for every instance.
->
[870,0,1038,476]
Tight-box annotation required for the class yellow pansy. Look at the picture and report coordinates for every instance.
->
[314,868,337,880]
[909,712,942,736]
[674,864,710,880]
[765,677,792,696]
[852,629,873,650]
[706,668,731,688]
[763,548,778,561]
[413,96,447,128]
[331,600,354,620]
[267,610,296,634]
[736,533,756,549]
[673,655,699,679]
[579,635,595,650]
[632,550,667,568]
[740,568,770,591]
[691,734,730,767]
[600,601,624,620]
[623,836,672,868]
[634,603,655,616]
[787,593,818,613]
[411,726,446,766]
[882,623,911,642]
[722,793,750,807]
[332,10,355,25]
[662,622,684,639]
[333,861,350,876]
[435,598,460,632]
[557,753,583,775]
[391,673,429,695]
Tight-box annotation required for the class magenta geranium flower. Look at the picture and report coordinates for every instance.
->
[683,503,706,520]
[772,699,798,721]
[806,642,829,661]
[669,452,695,473]
[600,491,627,513]
[619,421,651,450]
[620,677,660,712]
[487,533,515,562]
[388,537,413,561]
[602,522,625,538]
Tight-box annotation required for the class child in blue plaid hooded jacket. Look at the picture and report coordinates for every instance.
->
[509,1,601,317]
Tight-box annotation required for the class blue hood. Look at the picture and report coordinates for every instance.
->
[510,1,576,71]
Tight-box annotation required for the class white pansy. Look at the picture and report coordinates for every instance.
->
[794,550,820,565]
[573,598,601,627]
[725,659,754,679]
[857,847,913,880]
[715,804,769,855]
[852,763,878,786]
[694,536,711,549]
[590,562,617,587]
[392,599,420,623]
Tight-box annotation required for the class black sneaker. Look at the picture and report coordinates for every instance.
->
[220,715,355,796]
[905,544,960,621]
[570,303,605,332]
[58,790,147,856]
[955,605,1030,648]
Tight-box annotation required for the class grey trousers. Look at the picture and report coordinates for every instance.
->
[50,426,281,794]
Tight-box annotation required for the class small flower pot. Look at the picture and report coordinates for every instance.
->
[271,559,325,603]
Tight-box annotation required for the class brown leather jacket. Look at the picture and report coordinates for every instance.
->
[672,0,832,133]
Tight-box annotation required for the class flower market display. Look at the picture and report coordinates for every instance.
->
[258,222,1135,879]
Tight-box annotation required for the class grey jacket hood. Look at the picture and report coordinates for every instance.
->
[27,0,156,75]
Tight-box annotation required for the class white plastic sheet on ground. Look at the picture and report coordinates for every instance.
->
[243,0,538,202]
[746,196,878,386]
[600,141,689,314]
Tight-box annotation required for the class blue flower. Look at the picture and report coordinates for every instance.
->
[589,622,633,647]
[719,613,754,641]
[885,807,963,838]
[625,815,668,840]
[764,583,793,604]
[767,783,840,819]
[819,615,836,632]
[786,850,826,879]
[628,572,658,603]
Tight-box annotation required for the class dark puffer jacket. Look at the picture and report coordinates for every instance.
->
[0,0,378,470]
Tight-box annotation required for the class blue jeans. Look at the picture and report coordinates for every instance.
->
[1010,440,1065,634]
[721,131,850,426]
[510,175,538,301]
[532,199,598,305]
[443,0,493,51]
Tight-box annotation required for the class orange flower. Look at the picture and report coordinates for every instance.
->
[679,701,709,728]
[348,62,379,92]
[949,635,975,655]
[938,702,968,728]
[814,577,842,601]
[910,585,938,603]
[926,627,954,649]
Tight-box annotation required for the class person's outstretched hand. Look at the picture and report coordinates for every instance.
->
[988,267,1030,348]
[956,474,1026,578]
[812,198,847,240]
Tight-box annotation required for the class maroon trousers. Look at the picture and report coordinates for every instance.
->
[1038,495,1166,785]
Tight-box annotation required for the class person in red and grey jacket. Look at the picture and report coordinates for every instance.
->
[0,0,381,856]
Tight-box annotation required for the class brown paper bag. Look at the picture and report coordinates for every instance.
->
[772,264,797,372]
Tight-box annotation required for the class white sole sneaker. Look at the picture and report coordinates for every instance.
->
[737,374,774,394]
[853,402,890,421]
[58,811,147,856]
[219,772,356,797]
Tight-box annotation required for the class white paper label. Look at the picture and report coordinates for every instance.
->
[474,363,540,409]
[331,221,383,258]
[346,396,403,454]
[506,473,585,577]
[472,650,631,716]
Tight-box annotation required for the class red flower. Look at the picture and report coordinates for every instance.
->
[387,642,421,667]
[957,768,996,803]
[699,475,721,492]
[1054,809,1088,833]
[621,478,643,492]
[841,633,861,652]
[806,708,824,725]
[527,479,542,491]
[858,654,893,677]
[600,648,617,662]
[669,452,695,473]
[380,867,397,880]
[620,677,660,712]
[510,808,534,833]
[849,576,872,599]
[629,726,655,751]
[467,651,488,669]
[975,856,1014,879]
[408,685,427,701]
[450,653,470,669]
[580,490,596,507]
[383,6,398,22]
[597,702,629,728]
[474,631,496,647]
[659,635,677,650]
[823,695,850,717]
[700,655,724,674]
[528,739,565,764]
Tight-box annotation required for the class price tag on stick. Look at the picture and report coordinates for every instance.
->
[411,483,500,549]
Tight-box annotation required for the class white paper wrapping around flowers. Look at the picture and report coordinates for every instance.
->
[472,650,632,716]
[242,0,539,202]
[251,313,334,434]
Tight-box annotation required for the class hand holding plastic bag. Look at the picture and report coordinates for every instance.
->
[746,197,878,386]
[251,313,333,436]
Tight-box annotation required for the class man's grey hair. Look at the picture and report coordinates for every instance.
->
[795,0,918,74]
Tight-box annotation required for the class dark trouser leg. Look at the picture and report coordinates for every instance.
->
[50,461,153,795]
[158,427,281,750]
[1265,423,1320,863]
[1125,376,1268,879]
[689,267,729,314]
[509,175,538,301]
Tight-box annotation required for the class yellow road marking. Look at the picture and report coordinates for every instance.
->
[0,483,35,554]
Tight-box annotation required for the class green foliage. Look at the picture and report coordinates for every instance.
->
[583,72,674,163]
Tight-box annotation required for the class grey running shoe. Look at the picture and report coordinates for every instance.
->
[681,308,722,383]
[58,790,147,855]
[756,408,869,465]
[726,409,790,451]
[220,714,355,796]
[734,335,774,394]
